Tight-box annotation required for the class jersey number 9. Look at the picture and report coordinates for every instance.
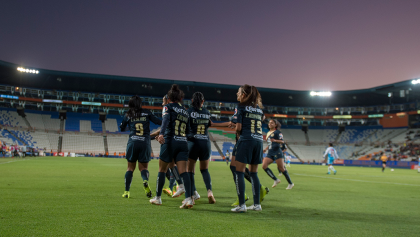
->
[135,123,144,136]
[175,120,186,136]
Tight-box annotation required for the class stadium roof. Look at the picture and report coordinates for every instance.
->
[1,59,419,107]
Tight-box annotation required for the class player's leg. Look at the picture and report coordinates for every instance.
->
[188,158,199,201]
[329,160,337,174]
[232,160,247,212]
[123,161,136,198]
[262,157,280,187]
[277,159,294,189]
[246,142,262,211]
[200,159,215,203]
[382,163,385,172]
[138,162,152,198]
[150,143,171,205]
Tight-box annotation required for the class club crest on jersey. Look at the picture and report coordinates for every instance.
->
[234,108,237,115]
[162,106,168,116]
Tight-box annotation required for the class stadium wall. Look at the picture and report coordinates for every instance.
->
[379,114,408,128]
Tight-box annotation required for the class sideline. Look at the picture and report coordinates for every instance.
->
[0,156,44,165]
[293,173,420,187]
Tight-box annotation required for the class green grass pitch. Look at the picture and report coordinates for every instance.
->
[1,156,419,236]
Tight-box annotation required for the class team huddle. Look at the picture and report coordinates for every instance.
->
[120,84,294,212]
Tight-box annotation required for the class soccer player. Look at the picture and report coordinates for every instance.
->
[380,152,388,172]
[286,155,291,167]
[186,92,230,204]
[231,84,265,213]
[120,95,162,199]
[323,143,339,175]
[262,120,294,189]
[417,156,420,173]
[225,150,230,165]
[150,84,194,208]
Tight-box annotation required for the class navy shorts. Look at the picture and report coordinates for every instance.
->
[188,140,211,161]
[159,140,189,163]
[232,143,238,157]
[235,139,263,165]
[126,141,151,163]
[266,149,284,161]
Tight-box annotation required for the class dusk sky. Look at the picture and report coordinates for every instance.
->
[2,0,420,91]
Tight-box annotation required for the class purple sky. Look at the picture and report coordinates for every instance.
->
[2,0,420,91]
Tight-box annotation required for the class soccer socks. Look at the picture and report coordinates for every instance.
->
[165,169,171,181]
[282,170,293,184]
[230,165,236,183]
[189,172,196,192]
[264,168,278,181]
[235,171,246,206]
[330,166,336,172]
[250,172,261,205]
[180,172,192,198]
[156,172,166,197]
[200,169,212,191]
[140,170,149,181]
[125,171,133,191]
[244,167,253,183]
[171,166,184,185]
[169,174,176,190]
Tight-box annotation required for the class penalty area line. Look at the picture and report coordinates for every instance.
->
[293,173,420,187]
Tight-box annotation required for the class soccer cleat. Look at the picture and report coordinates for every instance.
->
[163,188,172,197]
[334,170,337,175]
[278,173,283,176]
[172,186,177,195]
[246,204,262,211]
[286,184,294,190]
[208,190,216,204]
[272,179,281,188]
[172,186,185,198]
[143,181,153,198]
[260,186,269,203]
[327,172,331,175]
[193,191,200,201]
[149,196,162,205]
[231,204,247,213]
[122,191,130,198]
[231,194,250,206]
[180,198,194,209]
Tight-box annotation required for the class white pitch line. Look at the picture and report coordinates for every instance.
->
[293,173,420,187]
[0,157,42,165]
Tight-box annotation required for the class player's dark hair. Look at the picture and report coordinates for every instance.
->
[126,95,142,119]
[329,143,333,147]
[168,84,184,103]
[238,84,263,108]
[270,119,281,131]
[192,92,204,109]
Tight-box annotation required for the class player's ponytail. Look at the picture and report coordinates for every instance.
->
[127,95,142,119]
[192,92,204,109]
[239,84,263,108]
[168,84,184,103]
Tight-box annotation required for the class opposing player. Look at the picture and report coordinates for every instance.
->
[225,150,230,165]
[323,143,339,175]
[120,95,162,199]
[150,84,194,208]
[186,92,230,204]
[231,84,265,212]
[380,152,388,172]
[262,120,294,189]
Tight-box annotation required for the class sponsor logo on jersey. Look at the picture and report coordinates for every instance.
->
[251,134,263,140]
[190,112,210,119]
[131,136,146,141]
[173,107,189,116]
[194,134,209,140]
[245,106,263,114]
[173,136,187,142]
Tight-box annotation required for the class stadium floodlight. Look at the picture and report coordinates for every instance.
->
[17,67,39,74]
[412,79,420,84]
[310,91,331,97]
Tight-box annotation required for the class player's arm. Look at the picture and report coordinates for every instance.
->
[119,115,129,132]
[158,107,170,144]
[210,120,230,127]
[150,129,160,138]
[334,149,340,159]
[149,112,163,125]
[263,145,269,153]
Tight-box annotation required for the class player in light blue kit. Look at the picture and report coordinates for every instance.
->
[323,143,339,175]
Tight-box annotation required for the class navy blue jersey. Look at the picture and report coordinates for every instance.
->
[266,130,283,151]
[162,103,189,141]
[120,109,162,142]
[236,105,264,141]
[231,107,238,123]
[187,107,212,140]
[281,143,287,151]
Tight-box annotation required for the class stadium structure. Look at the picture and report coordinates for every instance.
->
[1,59,420,167]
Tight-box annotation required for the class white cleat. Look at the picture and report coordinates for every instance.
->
[180,198,194,209]
[149,196,162,205]
[207,190,216,204]
[231,204,247,213]
[278,173,283,176]
[193,191,201,201]
[246,204,262,211]
[286,183,294,190]
[272,179,281,188]
[172,187,185,198]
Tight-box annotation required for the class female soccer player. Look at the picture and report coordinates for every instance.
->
[186,92,230,204]
[380,152,388,172]
[262,120,294,189]
[323,143,339,175]
[231,84,265,212]
[120,95,162,199]
[150,84,194,208]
